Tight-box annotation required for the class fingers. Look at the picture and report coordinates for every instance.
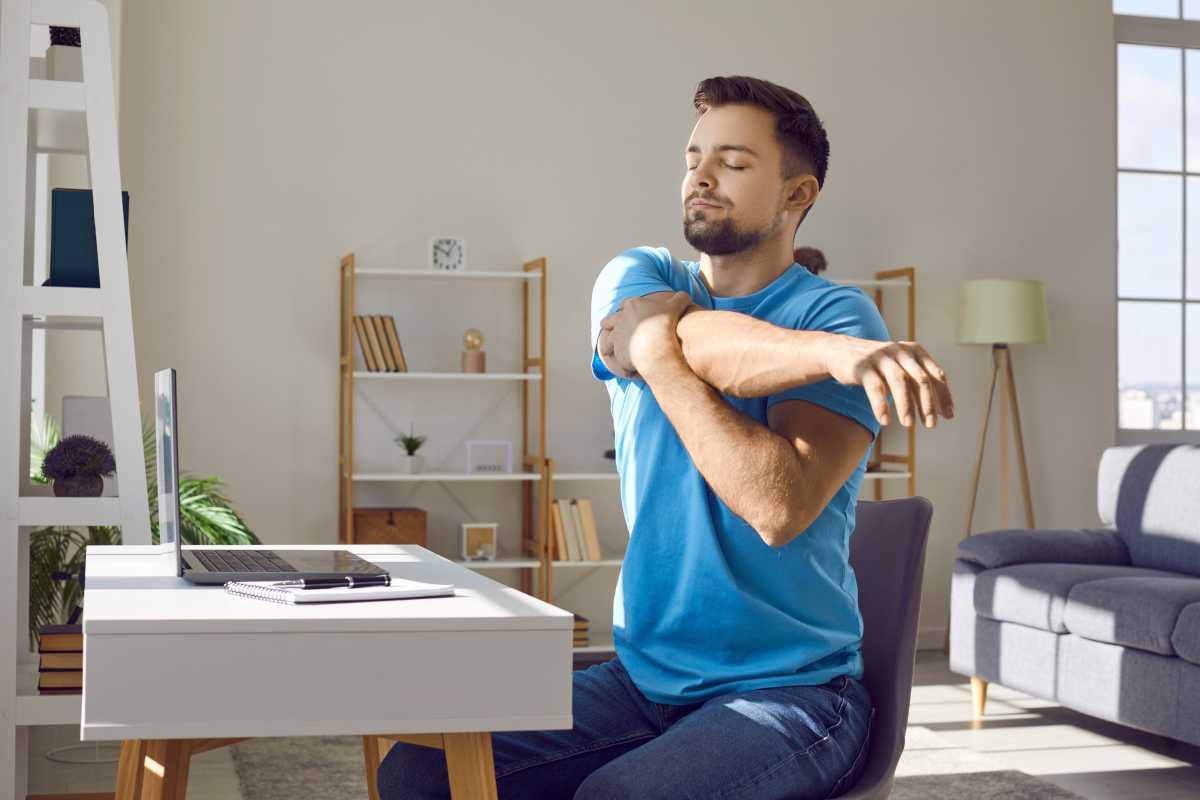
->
[860,368,891,426]
[893,347,939,426]
[912,344,954,418]
[878,359,917,427]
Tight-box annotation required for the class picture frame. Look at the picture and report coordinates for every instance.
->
[465,439,512,474]
[461,522,498,561]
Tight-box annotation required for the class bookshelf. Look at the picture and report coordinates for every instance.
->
[547,266,919,657]
[338,253,550,599]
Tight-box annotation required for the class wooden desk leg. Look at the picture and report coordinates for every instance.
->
[140,740,191,800]
[362,735,383,800]
[115,740,147,800]
[443,732,498,800]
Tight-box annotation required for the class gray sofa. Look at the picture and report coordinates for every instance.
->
[949,443,1200,746]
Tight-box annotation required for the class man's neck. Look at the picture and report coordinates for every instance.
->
[697,240,797,298]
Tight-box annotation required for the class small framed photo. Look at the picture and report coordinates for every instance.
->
[465,440,512,474]
[461,522,498,561]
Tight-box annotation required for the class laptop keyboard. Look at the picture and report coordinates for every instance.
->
[192,549,298,574]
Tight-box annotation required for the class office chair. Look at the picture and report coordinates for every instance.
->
[836,496,933,799]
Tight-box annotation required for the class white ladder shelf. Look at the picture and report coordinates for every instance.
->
[1,1,150,798]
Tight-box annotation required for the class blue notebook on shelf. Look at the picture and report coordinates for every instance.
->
[43,188,130,288]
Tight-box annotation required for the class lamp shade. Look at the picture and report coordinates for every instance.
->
[958,279,1049,345]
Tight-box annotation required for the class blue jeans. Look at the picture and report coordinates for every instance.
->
[377,654,874,799]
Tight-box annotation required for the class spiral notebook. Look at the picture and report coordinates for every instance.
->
[223,577,455,604]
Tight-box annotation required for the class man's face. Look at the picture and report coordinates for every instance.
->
[681,103,801,256]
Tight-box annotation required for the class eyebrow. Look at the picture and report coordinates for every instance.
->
[686,144,760,157]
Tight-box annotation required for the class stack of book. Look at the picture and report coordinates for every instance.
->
[551,497,603,561]
[37,623,82,694]
[573,613,589,648]
[353,314,408,372]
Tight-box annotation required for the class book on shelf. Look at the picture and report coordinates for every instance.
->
[371,315,398,371]
[39,651,82,671]
[352,316,379,371]
[37,623,82,653]
[556,498,580,561]
[38,671,82,692]
[551,499,569,561]
[575,498,603,560]
[363,315,389,371]
[381,315,408,371]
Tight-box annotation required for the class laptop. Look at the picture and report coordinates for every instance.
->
[154,367,388,584]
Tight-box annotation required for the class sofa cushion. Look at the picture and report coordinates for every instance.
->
[973,563,1172,633]
[1063,575,1200,656]
[1174,603,1200,666]
[958,528,1129,569]
[1097,444,1200,576]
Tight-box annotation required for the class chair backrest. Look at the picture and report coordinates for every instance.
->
[838,496,933,800]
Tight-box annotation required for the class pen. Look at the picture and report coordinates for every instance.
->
[271,575,392,590]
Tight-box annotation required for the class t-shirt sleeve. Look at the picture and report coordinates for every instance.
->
[589,246,674,382]
[766,287,892,444]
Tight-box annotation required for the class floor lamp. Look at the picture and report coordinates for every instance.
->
[960,279,1050,537]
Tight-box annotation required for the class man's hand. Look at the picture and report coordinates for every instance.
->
[598,291,694,379]
[823,336,955,428]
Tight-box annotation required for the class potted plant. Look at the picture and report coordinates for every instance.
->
[26,412,259,648]
[41,434,116,497]
[395,423,427,474]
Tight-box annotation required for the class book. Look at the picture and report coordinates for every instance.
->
[39,652,83,671]
[576,498,603,560]
[569,500,590,561]
[352,316,378,371]
[556,499,581,560]
[37,623,82,653]
[370,315,397,371]
[363,315,389,372]
[223,576,455,605]
[38,670,82,691]
[381,315,408,371]
[550,500,568,561]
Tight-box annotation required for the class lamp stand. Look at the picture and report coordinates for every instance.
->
[964,343,1036,537]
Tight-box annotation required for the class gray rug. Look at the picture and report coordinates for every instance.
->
[231,735,1084,800]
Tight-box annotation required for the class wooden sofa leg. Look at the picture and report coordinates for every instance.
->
[971,676,988,719]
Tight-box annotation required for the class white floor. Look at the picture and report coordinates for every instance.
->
[25,650,1200,799]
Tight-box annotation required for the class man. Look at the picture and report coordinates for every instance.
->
[379,74,953,800]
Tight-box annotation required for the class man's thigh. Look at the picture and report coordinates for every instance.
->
[574,674,873,800]
[376,656,662,800]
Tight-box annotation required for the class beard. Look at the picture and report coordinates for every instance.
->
[682,205,784,256]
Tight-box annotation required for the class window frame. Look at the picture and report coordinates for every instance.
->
[1115,10,1200,443]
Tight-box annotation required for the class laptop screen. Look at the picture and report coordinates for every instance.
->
[154,368,184,576]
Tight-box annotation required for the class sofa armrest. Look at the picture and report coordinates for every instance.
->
[957,527,1130,569]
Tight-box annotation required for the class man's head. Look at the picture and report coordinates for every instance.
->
[681,75,829,257]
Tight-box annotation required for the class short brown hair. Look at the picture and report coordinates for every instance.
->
[693,75,830,192]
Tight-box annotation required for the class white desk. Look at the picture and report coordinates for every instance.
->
[81,544,574,799]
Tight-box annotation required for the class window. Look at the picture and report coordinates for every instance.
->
[1115,4,1200,439]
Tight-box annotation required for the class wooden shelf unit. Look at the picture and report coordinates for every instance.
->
[338,253,550,599]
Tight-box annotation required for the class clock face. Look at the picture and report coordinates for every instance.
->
[431,237,465,271]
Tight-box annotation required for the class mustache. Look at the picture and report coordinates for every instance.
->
[686,193,725,205]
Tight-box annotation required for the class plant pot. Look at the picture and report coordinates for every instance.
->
[53,473,104,497]
[397,454,424,474]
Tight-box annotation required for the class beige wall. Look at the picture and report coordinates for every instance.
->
[114,0,1116,644]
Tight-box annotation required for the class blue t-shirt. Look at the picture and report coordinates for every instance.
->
[589,245,891,705]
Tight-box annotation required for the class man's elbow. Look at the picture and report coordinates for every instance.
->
[756,502,817,549]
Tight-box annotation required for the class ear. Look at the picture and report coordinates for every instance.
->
[784,173,820,216]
